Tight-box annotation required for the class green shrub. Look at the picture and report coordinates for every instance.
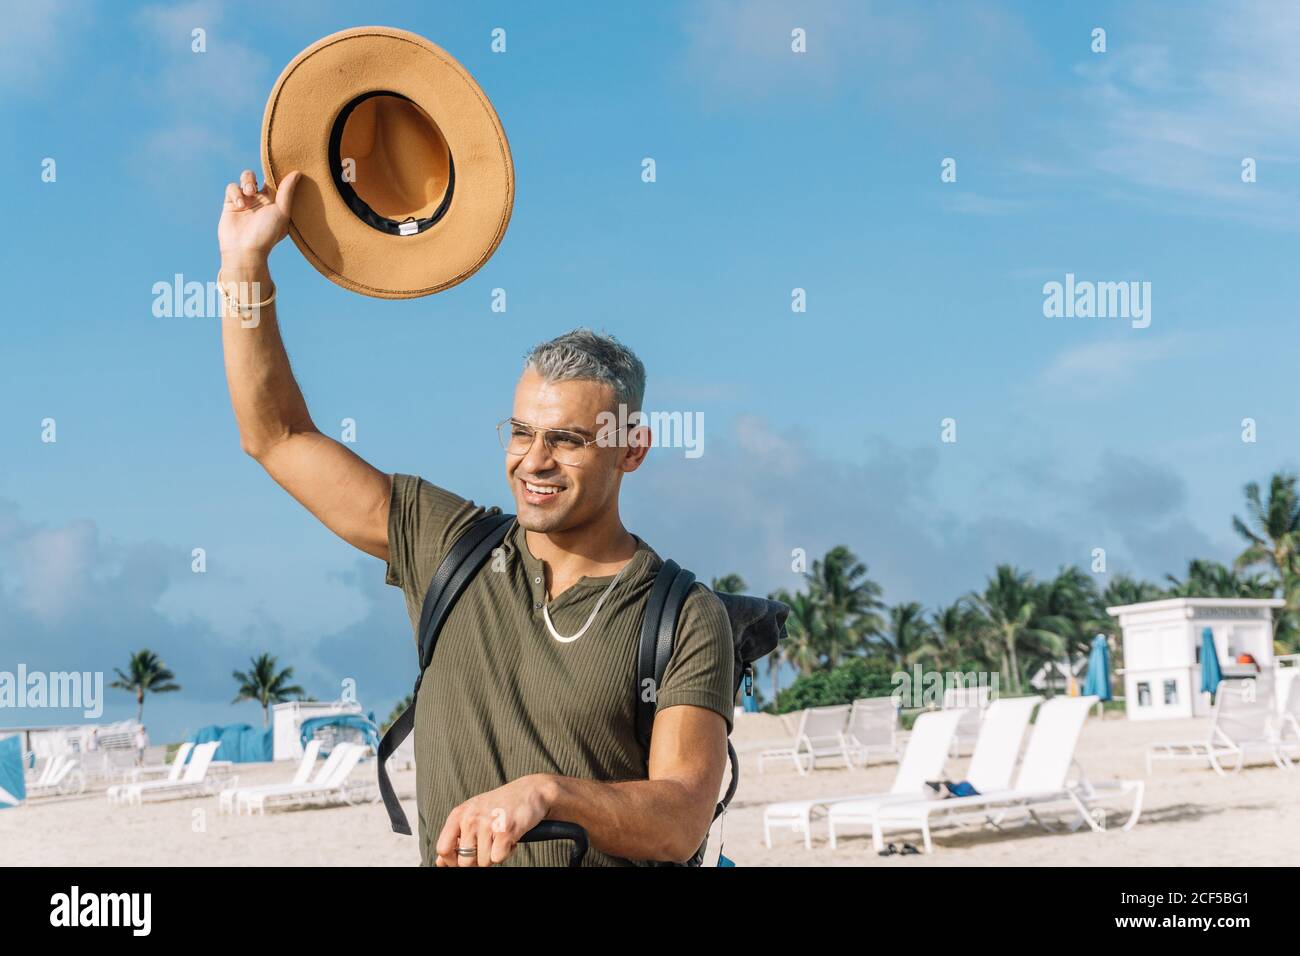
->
[776,657,897,713]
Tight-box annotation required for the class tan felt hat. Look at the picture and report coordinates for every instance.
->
[261,27,513,299]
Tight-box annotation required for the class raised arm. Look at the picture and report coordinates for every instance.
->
[218,168,391,560]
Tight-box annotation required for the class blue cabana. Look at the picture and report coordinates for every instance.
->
[0,736,24,808]
[1082,634,1112,702]
[1200,627,1223,695]
[299,714,379,755]
[186,724,274,762]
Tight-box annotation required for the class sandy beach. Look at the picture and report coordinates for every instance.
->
[3,712,1296,867]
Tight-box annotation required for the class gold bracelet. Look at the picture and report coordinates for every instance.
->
[217,269,277,316]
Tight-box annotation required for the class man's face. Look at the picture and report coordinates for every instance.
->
[505,368,647,534]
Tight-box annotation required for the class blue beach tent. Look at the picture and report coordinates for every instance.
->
[186,724,274,762]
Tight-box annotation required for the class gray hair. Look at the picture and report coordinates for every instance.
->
[523,328,646,414]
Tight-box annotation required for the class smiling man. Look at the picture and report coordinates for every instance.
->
[216,168,733,867]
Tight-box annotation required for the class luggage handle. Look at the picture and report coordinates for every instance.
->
[519,820,589,867]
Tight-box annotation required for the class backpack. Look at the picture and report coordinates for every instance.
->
[376,511,787,866]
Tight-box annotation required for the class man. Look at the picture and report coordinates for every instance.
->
[133,726,148,768]
[216,169,733,866]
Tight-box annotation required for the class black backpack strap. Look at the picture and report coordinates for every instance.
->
[378,511,515,835]
[637,562,746,866]
[635,560,694,750]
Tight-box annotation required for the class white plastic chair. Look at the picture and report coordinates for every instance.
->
[762,708,963,849]
[871,696,1144,853]
[1147,674,1293,776]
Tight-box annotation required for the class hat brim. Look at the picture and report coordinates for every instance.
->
[262,27,513,299]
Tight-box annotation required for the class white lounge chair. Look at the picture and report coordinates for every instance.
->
[844,697,900,766]
[1146,674,1294,776]
[128,741,194,783]
[219,740,322,814]
[26,753,66,789]
[107,743,194,803]
[241,743,371,815]
[1279,669,1300,752]
[762,708,963,848]
[757,705,853,775]
[828,696,1042,848]
[117,742,224,805]
[871,696,1144,853]
[26,755,86,798]
[944,684,992,756]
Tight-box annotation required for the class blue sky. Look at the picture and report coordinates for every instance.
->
[3,0,1300,740]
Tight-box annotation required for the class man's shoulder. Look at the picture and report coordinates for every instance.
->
[386,474,502,598]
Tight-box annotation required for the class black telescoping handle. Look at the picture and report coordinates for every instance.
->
[519,821,589,867]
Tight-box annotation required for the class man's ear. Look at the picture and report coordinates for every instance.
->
[621,425,652,471]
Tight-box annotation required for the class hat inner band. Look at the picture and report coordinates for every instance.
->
[327,90,455,237]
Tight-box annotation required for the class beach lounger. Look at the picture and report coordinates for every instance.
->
[762,708,963,848]
[1146,674,1293,776]
[26,755,86,798]
[241,743,371,815]
[757,705,853,775]
[108,742,194,804]
[870,696,1144,853]
[127,741,194,784]
[944,685,992,757]
[827,696,1041,848]
[844,696,900,766]
[219,740,323,814]
[26,753,66,789]
[116,742,224,805]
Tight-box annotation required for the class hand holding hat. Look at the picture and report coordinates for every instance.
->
[218,169,302,265]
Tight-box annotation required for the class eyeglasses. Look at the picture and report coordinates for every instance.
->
[496,418,626,466]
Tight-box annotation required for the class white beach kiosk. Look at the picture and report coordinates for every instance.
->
[1106,597,1283,721]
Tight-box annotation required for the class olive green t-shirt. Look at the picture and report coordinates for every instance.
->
[384,474,734,867]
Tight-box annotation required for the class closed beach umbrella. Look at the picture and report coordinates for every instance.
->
[1200,627,1223,695]
[0,736,25,808]
[1082,634,1112,702]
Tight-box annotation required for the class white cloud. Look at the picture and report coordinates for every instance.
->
[0,0,87,91]
[1053,1,1300,227]
[1036,337,1183,392]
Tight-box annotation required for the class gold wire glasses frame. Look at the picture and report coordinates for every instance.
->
[496,418,627,465]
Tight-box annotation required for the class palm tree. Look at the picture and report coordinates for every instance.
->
[1233,473,1300,646]
[806,546,885,666]
[383,693,414,733]
[971,565,1062,695]
[880,602,933,667]
[771,588,823,678]
[1036,567,1107,664]
[109,650,181,723]
[710,574,747,595]
[1165,559,1274,599]
[914,600,993,671]
[1233,473,1300,580]
[1102,573,1164,612]
[232,654,305,727]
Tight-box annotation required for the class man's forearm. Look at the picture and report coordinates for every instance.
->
[538,774,713,863]
[219,253,317,458]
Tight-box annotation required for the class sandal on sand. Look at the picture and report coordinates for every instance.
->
[901,843,920,855]
[878,843,899,857]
